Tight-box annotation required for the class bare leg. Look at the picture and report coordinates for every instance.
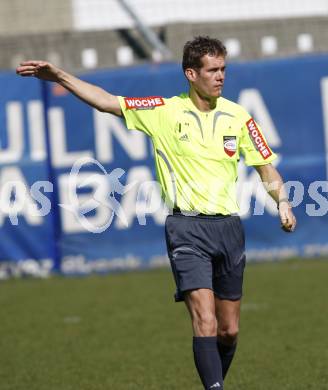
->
[184,289,223,389]
[185,288,217,336]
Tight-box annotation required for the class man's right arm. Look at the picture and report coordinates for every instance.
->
[16,61,122,116]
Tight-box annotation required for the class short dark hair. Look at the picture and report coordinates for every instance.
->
[182,36,227,72]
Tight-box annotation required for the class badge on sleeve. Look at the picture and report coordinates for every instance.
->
[223,136,237,157]
[124,96,165,110]
[246,118,272,159]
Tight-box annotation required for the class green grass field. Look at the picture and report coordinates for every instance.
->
[1,259,328,390]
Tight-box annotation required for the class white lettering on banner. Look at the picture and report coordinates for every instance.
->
[94,111,147,163]
[238,89,281,147]
[61,254,142,274]
[306,181,328,217]
[58,172,114,233]
[27,101,47,161]
[115,166,166,229]
[136,180,168,226]
[0,258,53,280]
[0,167,42,226]
[283,181,304,208]
[247,247,300,261]
[48,107,93,168]
[237,156,281,218]
[30,181,53,217]
[0,102,24,163]
[320,77,328,179]
[304,244,328,257]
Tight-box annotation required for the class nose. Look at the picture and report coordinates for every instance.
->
[216,70,224,81]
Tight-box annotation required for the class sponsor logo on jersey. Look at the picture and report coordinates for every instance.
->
[223,135,237,157]
[179,133,189,142]
[246,118,272,159]
[124,96,165,110]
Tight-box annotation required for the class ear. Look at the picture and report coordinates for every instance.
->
[185,68,198,82]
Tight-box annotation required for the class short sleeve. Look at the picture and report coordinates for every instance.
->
[239,116,277,166]
[118,96,166,138]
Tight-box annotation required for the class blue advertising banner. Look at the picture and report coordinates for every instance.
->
[0,74,56,277]
[1,55,328,278]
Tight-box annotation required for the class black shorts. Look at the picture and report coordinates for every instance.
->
[165,213,246,302]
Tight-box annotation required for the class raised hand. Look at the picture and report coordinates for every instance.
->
[16,61,60,82]
[16,60,122,115]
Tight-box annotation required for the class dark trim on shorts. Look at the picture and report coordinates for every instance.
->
[172,208,232,219]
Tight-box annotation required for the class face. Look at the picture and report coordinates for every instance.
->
[186,54,226,98]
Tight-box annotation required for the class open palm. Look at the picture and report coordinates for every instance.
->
[16,61,59,82]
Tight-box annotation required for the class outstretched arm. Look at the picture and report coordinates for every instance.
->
[255,163,296,232]
[16,61,122,116]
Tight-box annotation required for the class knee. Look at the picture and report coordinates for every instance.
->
[218,324,239,344]
[193,311,217,336]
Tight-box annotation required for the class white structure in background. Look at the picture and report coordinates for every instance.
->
[81,48,98,69]
[72,0,328,30]
[116,46,134,66]
[297,33,314,52]
[225,39,241,58]
[261,36,278,56]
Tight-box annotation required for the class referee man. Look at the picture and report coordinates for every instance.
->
[17,36,296,389]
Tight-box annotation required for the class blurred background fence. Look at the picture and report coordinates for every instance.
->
[1,0,328,71]
[1,1,328,278]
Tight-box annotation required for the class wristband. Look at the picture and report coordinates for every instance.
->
[277,198,289,210]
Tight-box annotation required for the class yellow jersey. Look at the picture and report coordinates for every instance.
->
[118,93,276,215]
